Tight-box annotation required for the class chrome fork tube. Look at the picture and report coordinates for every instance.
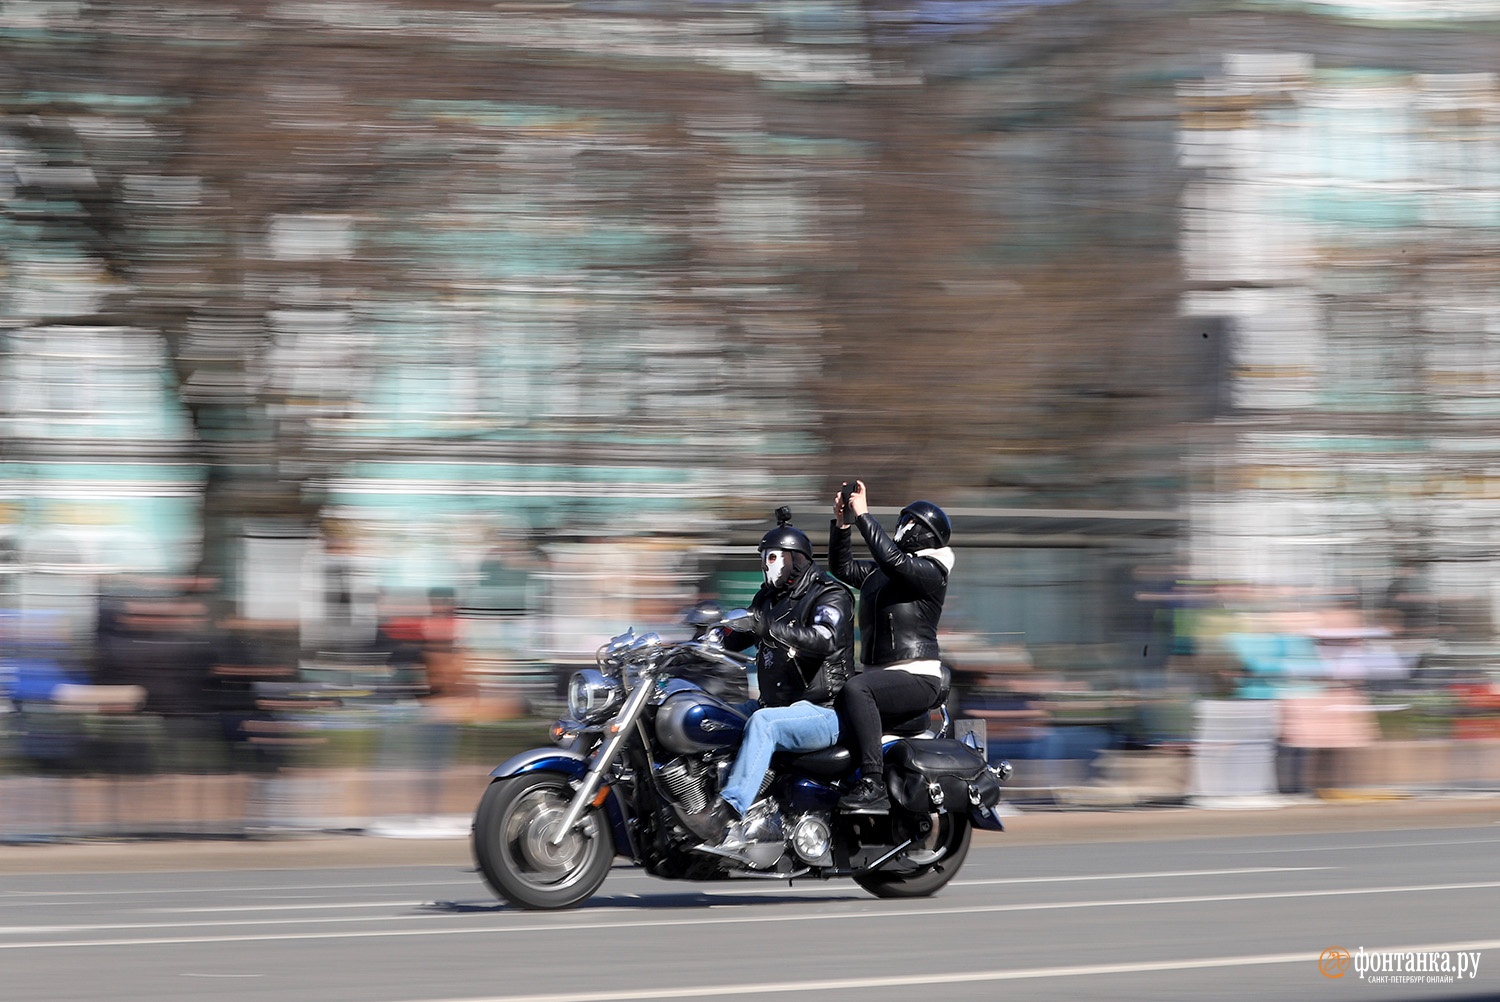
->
[549,673,655,846]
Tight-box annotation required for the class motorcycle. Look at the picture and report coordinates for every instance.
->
[471,609,1012,910]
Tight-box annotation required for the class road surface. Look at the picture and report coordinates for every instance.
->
[3,805,1498,1000]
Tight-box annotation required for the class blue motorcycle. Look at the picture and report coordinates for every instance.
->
[472,612,1010,910]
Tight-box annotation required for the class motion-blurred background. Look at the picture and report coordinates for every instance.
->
[2,0,1499,839]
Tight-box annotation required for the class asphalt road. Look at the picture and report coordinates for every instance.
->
[3,811,1499,1001]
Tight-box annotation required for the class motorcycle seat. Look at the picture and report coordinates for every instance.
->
[884,711,936,738]
[782,744,854,780]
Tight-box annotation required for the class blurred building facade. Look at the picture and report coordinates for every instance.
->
[1181,42,1500,640]
[0,0,1499,671]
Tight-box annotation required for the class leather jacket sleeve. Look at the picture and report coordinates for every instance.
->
[722,587,771,654]
[855,513,947,596]
[765,584,854,705]
[798,650,852,705]
[829,519,875,588]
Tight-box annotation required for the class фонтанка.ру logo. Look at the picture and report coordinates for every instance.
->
[1320,946,1483,984]
[1320,947,1352,979]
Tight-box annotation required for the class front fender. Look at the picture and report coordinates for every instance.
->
[484,747,635,859]
[489,746,591,780]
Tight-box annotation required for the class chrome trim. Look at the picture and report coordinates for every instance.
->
[864,838,916,872]
[549,667,657,846]
[568,669,623,722]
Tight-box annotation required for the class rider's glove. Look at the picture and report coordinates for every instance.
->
[748,602,770,637]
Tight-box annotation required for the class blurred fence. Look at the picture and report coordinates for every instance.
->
[0,695,532,843]
[3,698,1499,843]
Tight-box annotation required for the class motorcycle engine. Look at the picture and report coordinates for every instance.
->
[655,757,711,814]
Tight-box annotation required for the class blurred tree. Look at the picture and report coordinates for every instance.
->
[1,0,1226,594]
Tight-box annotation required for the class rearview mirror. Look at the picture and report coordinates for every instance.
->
[682,599,723,629]
[721,608,755,633]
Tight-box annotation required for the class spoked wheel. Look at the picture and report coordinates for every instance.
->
[472,772,614,910]
[853,811,971,899]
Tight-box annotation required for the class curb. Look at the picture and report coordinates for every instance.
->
[983,794,1500,847]
[0,833,477,876]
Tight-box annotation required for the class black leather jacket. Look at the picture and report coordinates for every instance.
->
[829,514,953,666]
[728,561,854,708]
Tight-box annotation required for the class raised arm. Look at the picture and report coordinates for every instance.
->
[829,480,875,586]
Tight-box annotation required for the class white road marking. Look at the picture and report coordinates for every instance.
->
[0,879,476,899]
[950,865,1329,887]
[370,938,1500,1000]
[2,878,1499,949]
[1223,837,1500,853]
[135,866,1328,909]
[147,901,431,913]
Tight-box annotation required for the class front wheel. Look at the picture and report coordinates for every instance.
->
[472,772,614,910]
[853,812,971,899]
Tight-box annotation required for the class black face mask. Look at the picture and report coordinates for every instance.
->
[894,518,936,553]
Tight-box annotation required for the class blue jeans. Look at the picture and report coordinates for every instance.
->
[721,700,839,816]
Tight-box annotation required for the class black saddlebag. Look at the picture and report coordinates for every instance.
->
[885,738,1001,814]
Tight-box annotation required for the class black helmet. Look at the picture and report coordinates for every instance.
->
[897,500,951,549]
[759,506,813,560]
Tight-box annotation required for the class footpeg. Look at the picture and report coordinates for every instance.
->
[693,840,785,870]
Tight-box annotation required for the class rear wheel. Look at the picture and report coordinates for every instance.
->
[853,812,971,899]
[472,772,614,910]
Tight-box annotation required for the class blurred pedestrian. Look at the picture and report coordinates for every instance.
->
[95,586,222,775]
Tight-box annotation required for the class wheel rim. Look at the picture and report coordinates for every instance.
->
[904,814,956,866]
[501,784,601,891]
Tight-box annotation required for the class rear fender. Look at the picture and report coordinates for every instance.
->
[485,747,634,857]
[969,803,1007,832]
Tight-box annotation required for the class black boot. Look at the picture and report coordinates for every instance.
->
[838,776,890,814]
[700,797,779,850]
[680,798,734,841]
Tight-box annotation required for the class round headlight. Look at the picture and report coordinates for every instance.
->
[568,669,622,723]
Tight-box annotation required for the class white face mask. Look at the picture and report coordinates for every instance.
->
[762,549,791,587]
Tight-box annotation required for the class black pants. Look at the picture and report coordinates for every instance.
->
[837,669,942,777]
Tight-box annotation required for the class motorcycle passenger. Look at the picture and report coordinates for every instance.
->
[829,482,954,814]
[688,510,854,851]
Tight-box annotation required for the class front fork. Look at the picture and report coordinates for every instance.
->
[549,674,656,846]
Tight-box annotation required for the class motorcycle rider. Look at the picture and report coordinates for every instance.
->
[829,481,954,813]
[687,508,854,851]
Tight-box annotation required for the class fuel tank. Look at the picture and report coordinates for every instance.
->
[655,686,748,755]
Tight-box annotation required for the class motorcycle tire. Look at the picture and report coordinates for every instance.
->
[852,812,971,899]
[472,771,615,910]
